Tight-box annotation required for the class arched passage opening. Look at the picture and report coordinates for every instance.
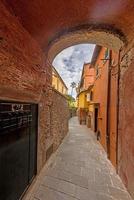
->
[46,27,134,199]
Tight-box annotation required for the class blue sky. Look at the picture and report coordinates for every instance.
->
[53,44,95,98]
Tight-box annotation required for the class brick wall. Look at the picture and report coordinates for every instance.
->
[0,1,69,175]
[0,2,52,173]
[0,2,45,102]
[51,89,69,151]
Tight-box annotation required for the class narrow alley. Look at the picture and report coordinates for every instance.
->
[25,117,132,200]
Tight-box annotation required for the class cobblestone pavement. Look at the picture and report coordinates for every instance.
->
[25,117,132,200]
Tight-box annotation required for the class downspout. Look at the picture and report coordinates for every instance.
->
[106,49,112,158]
[116,48,122,172]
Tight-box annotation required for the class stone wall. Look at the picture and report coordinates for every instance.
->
[51,89,69,151]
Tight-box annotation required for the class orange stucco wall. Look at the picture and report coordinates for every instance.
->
[83,64,95,90]
[93,47,109,150]
[92,47,118,167]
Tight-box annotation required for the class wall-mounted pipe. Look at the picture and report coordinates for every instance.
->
[106,49,112,158]
[116,48,122,172]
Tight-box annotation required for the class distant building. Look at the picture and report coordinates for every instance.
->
[77,46,119,168]
[79,63,95,92]
[52,67,68,95]
[77,63,95,124]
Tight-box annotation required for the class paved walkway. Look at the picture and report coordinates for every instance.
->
[25,117,132,200]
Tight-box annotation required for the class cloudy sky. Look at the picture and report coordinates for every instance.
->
[53,44,95,98]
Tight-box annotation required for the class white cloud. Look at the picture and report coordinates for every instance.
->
[53,44,95,98]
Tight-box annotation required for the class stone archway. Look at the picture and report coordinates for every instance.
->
[47,25,126,64]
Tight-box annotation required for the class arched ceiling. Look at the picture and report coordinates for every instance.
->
[3,0,134,59]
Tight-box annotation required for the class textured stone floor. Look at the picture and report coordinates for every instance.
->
[25,117,132,200]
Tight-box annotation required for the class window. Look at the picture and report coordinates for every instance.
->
[86,91,93,102]
[86,93,90,102]
[90,91,93,101]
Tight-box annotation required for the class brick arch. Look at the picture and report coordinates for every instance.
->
[46,25,126,64]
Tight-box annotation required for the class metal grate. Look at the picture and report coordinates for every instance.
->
[0,103,32,134]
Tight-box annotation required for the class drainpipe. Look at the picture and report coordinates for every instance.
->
[106,49,112,159]
[116,48,122,172]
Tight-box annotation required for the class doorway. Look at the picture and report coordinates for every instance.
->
[94,107,98,132]
[0,102,38,200]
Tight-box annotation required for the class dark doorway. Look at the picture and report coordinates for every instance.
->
[0,102,38,200]
[94,107,98,132]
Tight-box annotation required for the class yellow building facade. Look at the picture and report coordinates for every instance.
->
[77,86,94,125]
[77,90,89,109]
[52,67,68,95]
